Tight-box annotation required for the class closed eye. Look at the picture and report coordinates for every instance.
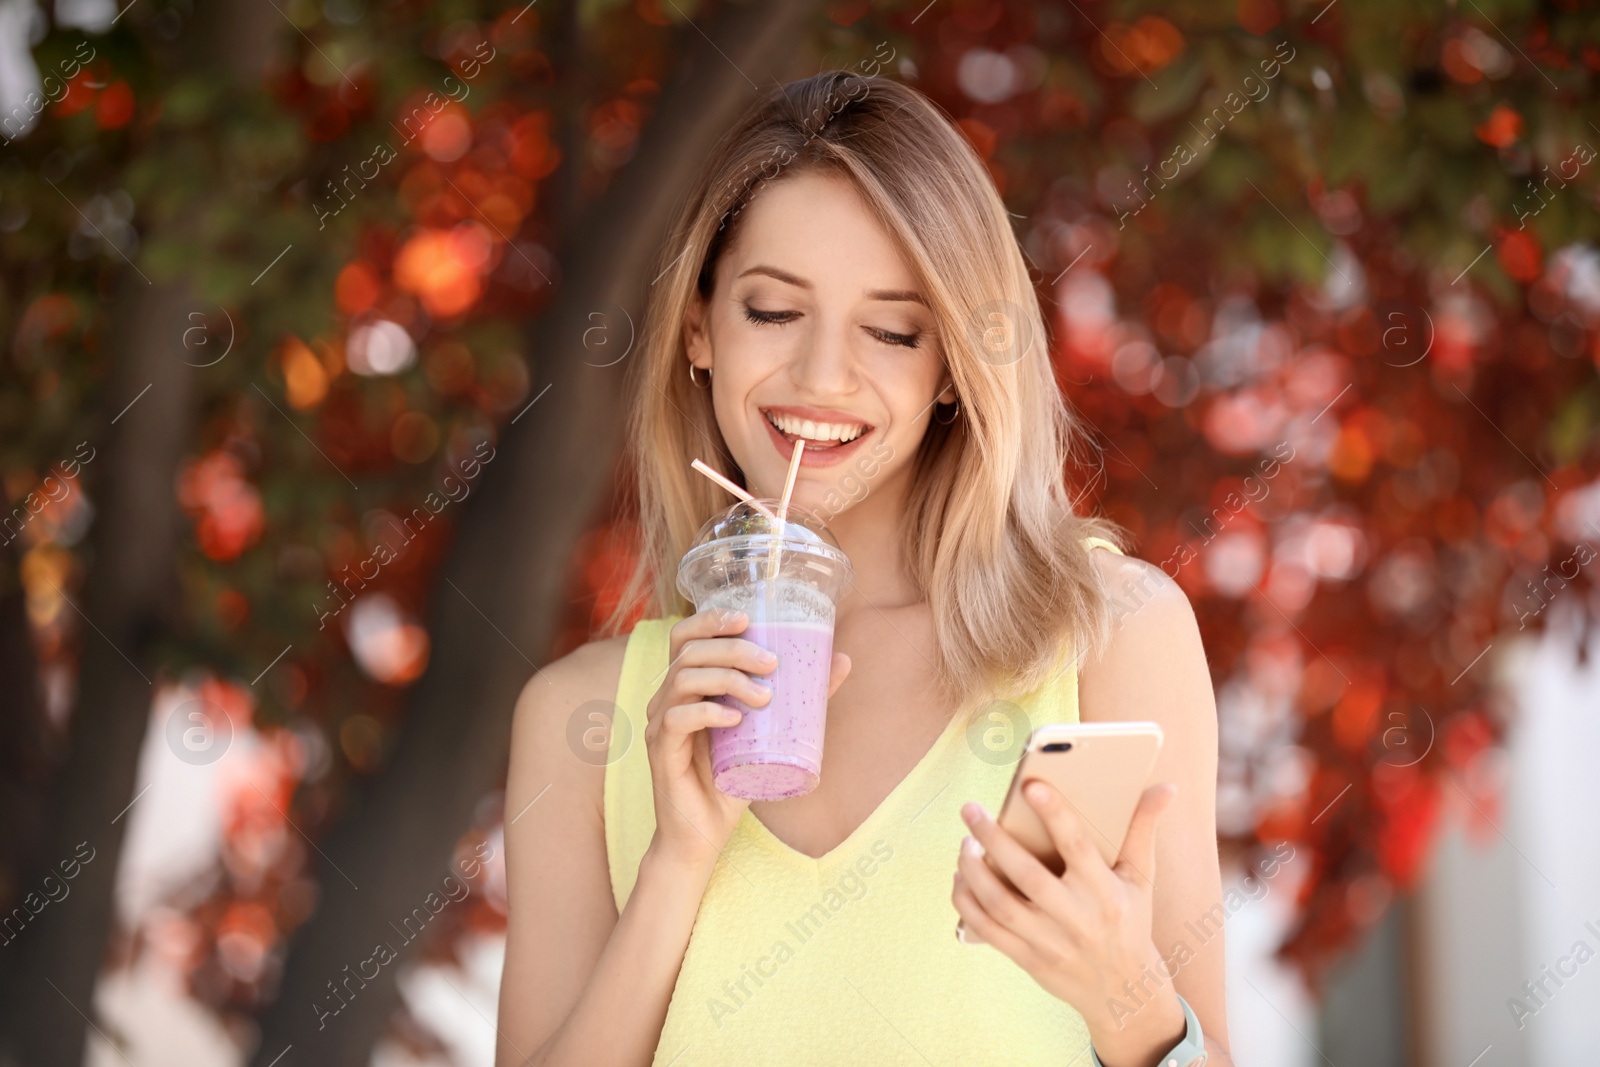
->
[868,326,921,349]
[743,303,921,348]
[742,304,798,326]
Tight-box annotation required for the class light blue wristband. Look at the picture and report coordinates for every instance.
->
[1089,993,1206,1067]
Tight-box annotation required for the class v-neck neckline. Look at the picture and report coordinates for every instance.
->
[736,704,967,868]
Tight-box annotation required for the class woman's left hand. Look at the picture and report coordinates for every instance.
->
[951,778,1189,1067]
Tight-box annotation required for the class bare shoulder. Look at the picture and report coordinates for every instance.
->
[507,632,634,808]
[1079,546,1212,727]
[512,632,632,727]
[1090,545,1191,623]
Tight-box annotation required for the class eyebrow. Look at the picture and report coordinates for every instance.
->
[736,264,928,306]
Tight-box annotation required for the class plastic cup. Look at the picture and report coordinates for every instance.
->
[675,499,852,801]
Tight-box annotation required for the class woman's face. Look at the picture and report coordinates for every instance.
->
[685,170,953,514]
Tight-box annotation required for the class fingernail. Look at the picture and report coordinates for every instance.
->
[759,648,778,664]
[1025,781,1049,804]
[961,835,984,859]
[960,802,989,827]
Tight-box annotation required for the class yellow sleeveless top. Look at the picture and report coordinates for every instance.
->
[604,538,1121,1066]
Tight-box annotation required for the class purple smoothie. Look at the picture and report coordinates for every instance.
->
[710,619,834,800]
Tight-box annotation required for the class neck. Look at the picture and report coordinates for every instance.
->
[817,467,922,615]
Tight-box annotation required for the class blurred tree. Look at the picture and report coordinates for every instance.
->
[884,0,1600,985]
[0,1,287,1062]
[247,0,828,1061]
[0,0,1596,1063]
[0,547,47,916]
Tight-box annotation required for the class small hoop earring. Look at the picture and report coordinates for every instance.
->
[689,362,711,388]
[934,394,960,425]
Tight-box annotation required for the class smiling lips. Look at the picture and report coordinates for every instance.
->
[760,406,875,467]
[765,409,868,444]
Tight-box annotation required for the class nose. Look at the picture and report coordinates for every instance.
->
[788,317,857,397]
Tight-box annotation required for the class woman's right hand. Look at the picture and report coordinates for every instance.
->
[645,608,849,870]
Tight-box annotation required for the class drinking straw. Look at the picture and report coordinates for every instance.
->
[691,459,779,523]
[767,438,805,581]
[777,438,804,526]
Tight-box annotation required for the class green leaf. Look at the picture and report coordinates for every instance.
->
[1130,53,1206,125]
[162,79,215,125]
[1547,386,1599,465]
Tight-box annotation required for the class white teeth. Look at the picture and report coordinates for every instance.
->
[765,410,867,443]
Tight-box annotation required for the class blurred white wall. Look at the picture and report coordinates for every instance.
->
[1223,856,1317,1067]
[1417,600,1600,1067]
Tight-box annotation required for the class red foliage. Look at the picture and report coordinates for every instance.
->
[1475,103,1523,148]
[1236,0,1282,37]
[335,260,383,315]
[1373,765,1439,888]
[177,452,265,562]
[52,70,98,118]
[94,81,135,129]
[1496,227,1543,284]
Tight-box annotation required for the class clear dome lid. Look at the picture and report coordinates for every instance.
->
[676,499,851,604]
[685,498,843,550]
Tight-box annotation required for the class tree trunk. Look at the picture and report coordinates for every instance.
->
[248,2,821,1063]
[0,275,195,1066]
[0,545,50,917]
[0,3,283,1064]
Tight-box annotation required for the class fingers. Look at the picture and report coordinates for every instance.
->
[668,607,749,655]
[659,700,743,738]
[954,832,1054,944]
[676,635,779,677]
[658,609,779,720]
[826,651,852,698]
[959,801,1070,910]
[1112,783,1176,888]
[671,666,772,710]
[669,611,779,677]
[1021,778,1112,886]
[650,700,734,779]
[951,869,1035,963]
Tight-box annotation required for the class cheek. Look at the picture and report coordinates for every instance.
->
[873,349,945,429]
[709,387,750,450]
[712,311,794,379]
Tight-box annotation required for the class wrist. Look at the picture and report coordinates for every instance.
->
[1086,988,1187,1067]
[644,830,721,879]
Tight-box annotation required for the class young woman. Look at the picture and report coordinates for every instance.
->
[497,71,1233,1067]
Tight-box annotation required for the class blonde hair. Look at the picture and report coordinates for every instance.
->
[603,71,1125,713]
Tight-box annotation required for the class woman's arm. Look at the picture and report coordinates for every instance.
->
[495,639,721,1067]
[497,610,851,1067]
[1077,551,1233,1066]
[950,550,1234,1067]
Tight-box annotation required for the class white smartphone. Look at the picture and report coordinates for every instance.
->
[956,721,1164,945]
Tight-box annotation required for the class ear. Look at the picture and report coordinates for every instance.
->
[934,368,956,405]
[684,293,712,371]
